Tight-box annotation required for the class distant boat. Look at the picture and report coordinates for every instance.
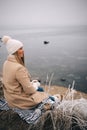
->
[43,41,49,45]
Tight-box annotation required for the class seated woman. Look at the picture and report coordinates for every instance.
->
[2,36,49,109]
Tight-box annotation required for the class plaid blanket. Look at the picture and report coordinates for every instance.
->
[0,98,58,124]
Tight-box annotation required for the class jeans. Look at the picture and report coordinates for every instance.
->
[37,87,44,92]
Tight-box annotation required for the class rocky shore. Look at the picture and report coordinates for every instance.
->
[0,77,87,130]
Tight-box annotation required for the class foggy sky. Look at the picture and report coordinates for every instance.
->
[0,0,87,27]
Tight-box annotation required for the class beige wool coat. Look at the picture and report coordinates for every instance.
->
[3,55,48,109]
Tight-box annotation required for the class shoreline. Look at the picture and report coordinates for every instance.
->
[43,85,87,99]
[0,75,87,99]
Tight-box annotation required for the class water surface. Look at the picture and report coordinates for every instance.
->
[0,25,87,93]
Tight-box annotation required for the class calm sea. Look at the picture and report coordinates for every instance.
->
[0,25,87,93]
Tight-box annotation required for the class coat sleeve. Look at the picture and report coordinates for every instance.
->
[15,66,36,94]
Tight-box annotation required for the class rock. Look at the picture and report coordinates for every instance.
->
[0,110,29,130]
[43,41,49,45]
[0,108,84,130]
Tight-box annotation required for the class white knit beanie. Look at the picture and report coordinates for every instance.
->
[2,35,23,55]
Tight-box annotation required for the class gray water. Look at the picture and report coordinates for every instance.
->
[0,25,87,93]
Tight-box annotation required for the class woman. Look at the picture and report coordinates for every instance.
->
[2,36,48,109]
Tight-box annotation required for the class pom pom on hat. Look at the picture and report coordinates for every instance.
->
[2,35,23,55]
[2,36,11,44]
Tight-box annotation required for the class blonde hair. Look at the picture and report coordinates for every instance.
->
[13,52,25,66]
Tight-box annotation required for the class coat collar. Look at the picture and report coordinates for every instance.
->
[7,55,17,63]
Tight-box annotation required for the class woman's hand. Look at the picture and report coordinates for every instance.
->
[31,80,41,90]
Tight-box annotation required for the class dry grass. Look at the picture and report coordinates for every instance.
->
[43,85,87,99]
[0,75,87,130]
[0,79,87,130]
